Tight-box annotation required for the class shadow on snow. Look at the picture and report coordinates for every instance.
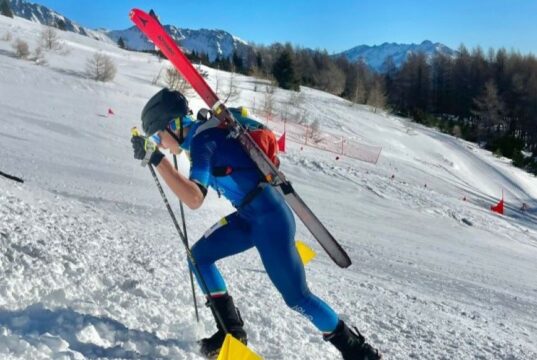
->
[0,304,188,359]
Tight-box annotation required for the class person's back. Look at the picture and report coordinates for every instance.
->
[189,125,261,208]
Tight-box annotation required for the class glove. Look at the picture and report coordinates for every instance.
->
[131,135,164,166]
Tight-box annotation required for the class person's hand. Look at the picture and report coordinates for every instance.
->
[131,135,164,166]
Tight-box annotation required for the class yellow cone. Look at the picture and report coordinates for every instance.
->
[217,334,262,360]
[295,240,316,265]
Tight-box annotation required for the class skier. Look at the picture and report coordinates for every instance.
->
[131,88,382,360]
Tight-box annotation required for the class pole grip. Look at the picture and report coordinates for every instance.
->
[131,127,154,167]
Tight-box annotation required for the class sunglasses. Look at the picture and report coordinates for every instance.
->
[149,117,181,145]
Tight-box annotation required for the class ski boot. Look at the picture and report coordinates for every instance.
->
[199,294,247,358]
[324,320,382,360]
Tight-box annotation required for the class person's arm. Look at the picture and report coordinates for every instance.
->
[156,157,206,209]
[131,134,206,209]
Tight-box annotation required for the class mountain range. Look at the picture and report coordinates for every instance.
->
[107,26,251,62]
[335,40,457,72]
[7,0,456,71]
[8,0,109,41]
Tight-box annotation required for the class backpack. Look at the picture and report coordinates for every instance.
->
[196,106,280,171]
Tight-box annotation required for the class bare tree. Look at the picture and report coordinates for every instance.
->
[1,31,12,41]
[471,80,505,141]
[286,90,306,123]
[366,79,387,112]
[289,90,304,109]
[196,63,209,79]
[263,84,275,119]
[297,108,308,125]
[86,52,117,82]
[317,63,346,95]
[352,80,367,105]
[309,118,323,142]
[280,102,291,123]
[216,71,240,104]
[152,67,164,85]
[31,46,47,65]
[12,39,30,59]
[40,27,62,51]
[452,125,462,138]
[165,67,193,95]
[265,81,276,95]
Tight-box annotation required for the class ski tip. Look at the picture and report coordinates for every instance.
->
[129,8,143,19]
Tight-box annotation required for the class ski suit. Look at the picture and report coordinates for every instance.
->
[187,121,339,333]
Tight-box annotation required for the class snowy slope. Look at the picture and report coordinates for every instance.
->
[1,15,537,360]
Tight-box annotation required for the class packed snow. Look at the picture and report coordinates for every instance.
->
[1,15,536,360]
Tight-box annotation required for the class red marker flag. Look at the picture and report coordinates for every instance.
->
[277,132,286,152]
[491,191,504,215]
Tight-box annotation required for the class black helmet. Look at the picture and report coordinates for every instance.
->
[141,88,190,135]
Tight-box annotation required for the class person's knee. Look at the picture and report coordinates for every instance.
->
[191,238,212,265]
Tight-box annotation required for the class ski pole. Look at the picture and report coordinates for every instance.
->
[131,128,228,333]
[0,170,24,183]
[173,154,200,323]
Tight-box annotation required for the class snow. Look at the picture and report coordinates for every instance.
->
[1,14,537,360]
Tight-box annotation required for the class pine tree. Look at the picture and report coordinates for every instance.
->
[382,56,399,107]
[232,51,244,73]
[56,19,66,31]
[117,37,126,49]
[272,49,299,91]
[1,0,14,18]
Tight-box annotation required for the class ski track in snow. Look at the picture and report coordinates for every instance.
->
[1,15,537,360]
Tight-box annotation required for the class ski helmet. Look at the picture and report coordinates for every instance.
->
[141,88,190,135]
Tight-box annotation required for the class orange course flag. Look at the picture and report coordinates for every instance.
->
[217,334,262,360]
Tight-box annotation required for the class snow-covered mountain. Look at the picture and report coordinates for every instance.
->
[107,26,252,62]
[8,0,252,61]
[7,0,108,41]
[8,0,453,69]
[337,40,457,72]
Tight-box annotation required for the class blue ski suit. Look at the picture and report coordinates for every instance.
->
[186,119,339,333]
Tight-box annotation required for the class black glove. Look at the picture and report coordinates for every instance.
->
[131,135,164,166]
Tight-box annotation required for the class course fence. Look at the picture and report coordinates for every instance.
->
[247,105,382,164]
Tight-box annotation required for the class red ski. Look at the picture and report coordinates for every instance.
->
[129,8,352,268]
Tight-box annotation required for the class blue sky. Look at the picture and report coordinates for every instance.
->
[34,0,537,54]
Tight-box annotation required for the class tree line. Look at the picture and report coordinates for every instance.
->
[383,46,537,173]
[185,42,537,174]
[187,42,388,111]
